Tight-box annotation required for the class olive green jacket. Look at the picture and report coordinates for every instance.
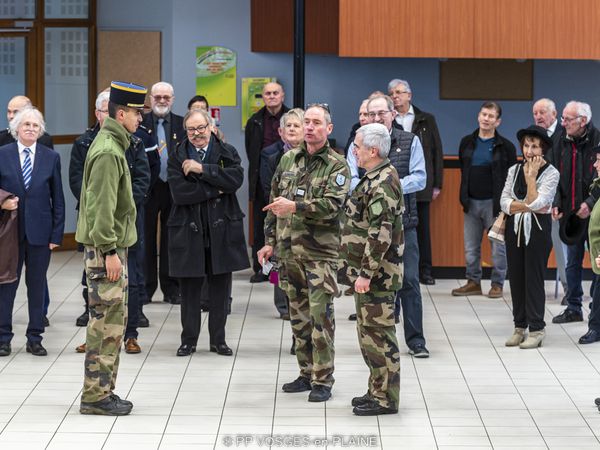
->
[339,159,404,292]
[75,117,137,252]
[264,141,350,261]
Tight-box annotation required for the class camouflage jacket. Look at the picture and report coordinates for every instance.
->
[339,159,404,292]
[264,141,350,261]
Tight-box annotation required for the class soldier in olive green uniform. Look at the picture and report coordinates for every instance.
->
[75,81,146,416]
[339,123,404,416]
[258,105,349,402]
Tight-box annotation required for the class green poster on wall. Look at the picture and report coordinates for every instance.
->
[195,46,236,106]
[241,77,275,130]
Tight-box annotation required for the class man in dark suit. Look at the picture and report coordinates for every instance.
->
[138,81,184,304]
[388,79,443,286]
[0,106,65,357]
[1,95,54,325]
[533,98,567,301]
[245,82,289,283]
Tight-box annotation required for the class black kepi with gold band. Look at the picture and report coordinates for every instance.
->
[109,81,147,109]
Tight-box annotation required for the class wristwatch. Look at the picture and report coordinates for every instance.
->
[105,249,117,256]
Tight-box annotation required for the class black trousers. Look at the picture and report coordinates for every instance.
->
[180,273,231,347]
[505,214,552,332]
[416,201,433,277]
[144,180,179,300]
[251,194,267,273]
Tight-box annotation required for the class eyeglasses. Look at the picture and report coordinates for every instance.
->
[561,115,581,124]
[153,95,173,102]
[368,110,391,119]
[96,109,108,114]
[306,102,330,113]
[186,124,209,135]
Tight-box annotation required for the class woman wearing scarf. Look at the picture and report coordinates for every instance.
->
[500,126,559,349]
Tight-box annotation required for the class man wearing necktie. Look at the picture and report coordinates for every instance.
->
[0,106,65,357]
[139,81,184,304]
[167,108,249,357]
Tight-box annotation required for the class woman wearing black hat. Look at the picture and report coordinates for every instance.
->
[500,125,560,349]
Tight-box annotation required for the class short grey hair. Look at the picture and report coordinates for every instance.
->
[9,106,46,140]
[95,91,110,110]
[367,95,394,112]
[357,123,391,158]
[387,79,411,93]
[151,81,174,95]
[566,100,592,123]
[306,104,332,125]
[183,108,211,129]
[535,98,556,114]
[281,108,304,129]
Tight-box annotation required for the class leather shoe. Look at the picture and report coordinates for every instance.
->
[419,274,435,285]
[552,309,583,324]
[75,343,86,353]
[308,384,331,402]
[348,313,357,321]
[579,329,600,345]
[138,310,150,328]
[351,392,371,407]
[26,341,47,356]
[282,376,311,393]
[176,344,196,356]
[125,338,141,354]
[80,395,132,416]
[0,342,11,357]
[250,272,269,283]
[353,400,398,416]
[210,343,233,356]
[43,316,50,327]
[76,309,89,327]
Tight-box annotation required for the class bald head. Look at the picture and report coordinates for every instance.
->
[532,98,557,129]
[262,82,284,115]
[7,95,32,123]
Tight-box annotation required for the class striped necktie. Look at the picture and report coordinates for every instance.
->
[22,148,32,189]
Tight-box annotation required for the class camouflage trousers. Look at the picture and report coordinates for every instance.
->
[281,259,338,387]
[81,246,128,403]
[354,290,400,410]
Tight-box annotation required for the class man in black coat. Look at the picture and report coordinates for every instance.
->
[388,79,444,285]
[138,81,185,304]
[167,109,249,357]
[453,101,516,299]
[552,101,600,324]
[69,90,151,353]
[532,98,567,301]
[245,82,289,283]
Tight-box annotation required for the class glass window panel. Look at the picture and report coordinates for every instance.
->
[0,0,35,19]
[0,37,26,130]
[45,0,88,19]
[45,27,88,135]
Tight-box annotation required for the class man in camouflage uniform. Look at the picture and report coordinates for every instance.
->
[340,123,404,416]
[258,104,350,402]
[75,81,146,416]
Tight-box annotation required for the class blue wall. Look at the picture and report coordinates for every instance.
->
[97,0,600,227]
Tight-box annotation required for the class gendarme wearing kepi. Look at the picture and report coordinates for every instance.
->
[76,80,146,417]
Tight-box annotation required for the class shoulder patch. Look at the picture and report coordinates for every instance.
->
[370,200,383,216]
[335,173,346,186]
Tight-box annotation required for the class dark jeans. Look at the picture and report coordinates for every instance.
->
[145,179,179,300]
[252,194,267,273]
[416,201,433,277]
[565,225,590,313]
[0,240,50,343]
[394,228,425,347]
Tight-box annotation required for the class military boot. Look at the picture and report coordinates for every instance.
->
[282,376,311,393]
[76,307,89,327]
[308,385,331,402]
[80,395,133,416]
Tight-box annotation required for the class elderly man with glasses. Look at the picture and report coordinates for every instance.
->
[139,82,185,305]
[552,101,600,325]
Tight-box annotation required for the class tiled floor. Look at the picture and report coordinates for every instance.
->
[2,251,600,449]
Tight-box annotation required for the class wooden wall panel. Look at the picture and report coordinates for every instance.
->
[338,0,473,58]
[251,0,339,54]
